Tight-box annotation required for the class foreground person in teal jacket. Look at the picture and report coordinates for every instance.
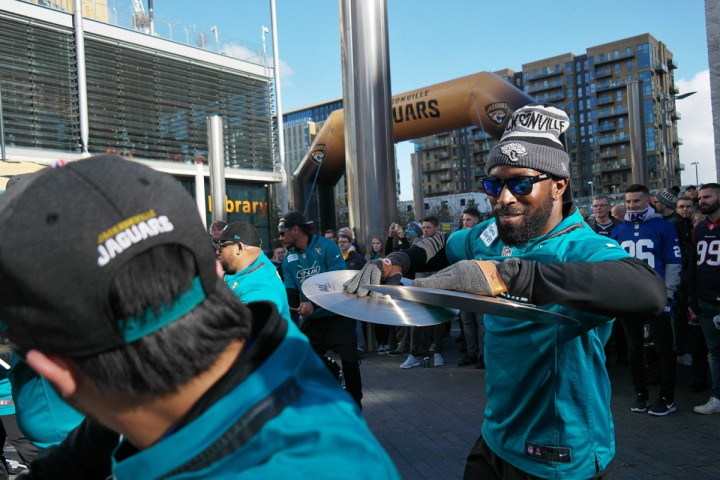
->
[346,105,666,479]
[0,156,398,480]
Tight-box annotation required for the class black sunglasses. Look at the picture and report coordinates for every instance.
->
[215,241,239,252]
[481,173,550,196]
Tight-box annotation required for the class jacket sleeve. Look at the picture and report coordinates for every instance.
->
[504,257,666,316]
[18,419,117,480]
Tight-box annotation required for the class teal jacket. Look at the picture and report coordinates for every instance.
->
[224,253,292,324]
[446,209,629,480]
[111,302,399,479]
[11,355,84,449]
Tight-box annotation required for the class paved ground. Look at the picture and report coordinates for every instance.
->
[360,328,720,480]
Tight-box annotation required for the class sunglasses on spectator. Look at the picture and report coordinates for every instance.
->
[481,174,550,196]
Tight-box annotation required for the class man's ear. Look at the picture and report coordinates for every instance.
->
[554,177,569,198]
[25,350,80,399]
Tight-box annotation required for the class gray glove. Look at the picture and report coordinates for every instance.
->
[344,252,410,297]
[412,259,509,296]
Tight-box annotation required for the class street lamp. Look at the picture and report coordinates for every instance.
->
[691,161,700,186]
[660,90,696,189]
[588,181,594,197]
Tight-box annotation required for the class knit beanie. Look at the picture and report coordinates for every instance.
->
[485,104,570,178]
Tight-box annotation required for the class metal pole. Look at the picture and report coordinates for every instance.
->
[148,0,155,36]
[339,0,396,255]
[0,75,6,160]
[73,0,89,154]
[661,93,671,189]
[195,160,206,222]
[692,161,700,185]
[588,181,594,197]
[270,0,289,212]
[207,115,227,223]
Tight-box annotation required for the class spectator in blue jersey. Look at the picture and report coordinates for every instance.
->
[691,183,720,414]
[216,221,292,324]
[587,194,620,237]
[0,157,398,479]
[612,184,682,416]
[346,104,665,480]
[280,211,364,407]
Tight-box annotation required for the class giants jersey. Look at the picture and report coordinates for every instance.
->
[282,234,346,319]
[693,217,720,301]
[611,217,681,279]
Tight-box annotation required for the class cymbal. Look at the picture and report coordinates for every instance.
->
[363,284,579,326]
[301,271,457,326]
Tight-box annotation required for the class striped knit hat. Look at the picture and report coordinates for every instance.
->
[485,104,570,178]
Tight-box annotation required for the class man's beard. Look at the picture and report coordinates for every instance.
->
[700,198,719,215]
[493,194,555,246]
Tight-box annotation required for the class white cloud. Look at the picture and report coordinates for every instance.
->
[676,70,717,185]
[220,42,294,84]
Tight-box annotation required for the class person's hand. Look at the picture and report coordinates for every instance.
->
[661,298,676,317]
[388,223,398,238]
[397,227,405,239]
[344,252,409,297]
[298,301,314,317]
[412,260,508,296]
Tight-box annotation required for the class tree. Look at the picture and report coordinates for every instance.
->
[395,204,415,228]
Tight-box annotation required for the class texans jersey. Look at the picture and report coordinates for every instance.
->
[611,217,681,279]
[693,217,720,302]
[282,234,346,319]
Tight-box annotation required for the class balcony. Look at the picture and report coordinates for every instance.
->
[598,135,630,146]
[597,122,616,132]
[424,161,451,172]
[527,82,564,94]
[673,137,683,146]
[594,52,635,66]
[670,85,680,95]
[668,58,678,70]
[597,106,627,119]
[595,68,612,79]
[597,96,614,106]
[596,80,626,93]
[526,69,564,81]
[606,161,631,171]
[545,91,565,102]
[671,111,682,121]
[677,162,685,171]
[599,149,618,159]
[655,63,669,74]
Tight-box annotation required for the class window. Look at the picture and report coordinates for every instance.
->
[598,53,605,62]
[614,50,620,59]
[565,61,573,72]
[617,90,623,101]
[618,118,624,128]
[568,88,573,98]
[637,43,652,69]
[626,47,632,56]
[644,98,655,123]
[566,74,573,84]
[646,126,656,151]
[615,63,621,74]
[639,71,652,96]
[627,61,633,72]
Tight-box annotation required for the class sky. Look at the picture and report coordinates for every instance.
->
[148,0,715,198]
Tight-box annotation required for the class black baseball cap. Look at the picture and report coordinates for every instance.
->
[0,155,222,357]
[218,221,262,247]
[278,211,313,230]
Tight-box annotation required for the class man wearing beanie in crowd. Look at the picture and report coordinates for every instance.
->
[654,189,681,222]
[346,104,665,479]
[279,211,365,408]
[0,156,398,479]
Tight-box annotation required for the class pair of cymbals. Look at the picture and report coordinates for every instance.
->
[301,271,578,326]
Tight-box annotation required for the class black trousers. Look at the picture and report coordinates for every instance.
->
[464,435,612,480]
[620,314,676,400]
[301,315,363,408]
